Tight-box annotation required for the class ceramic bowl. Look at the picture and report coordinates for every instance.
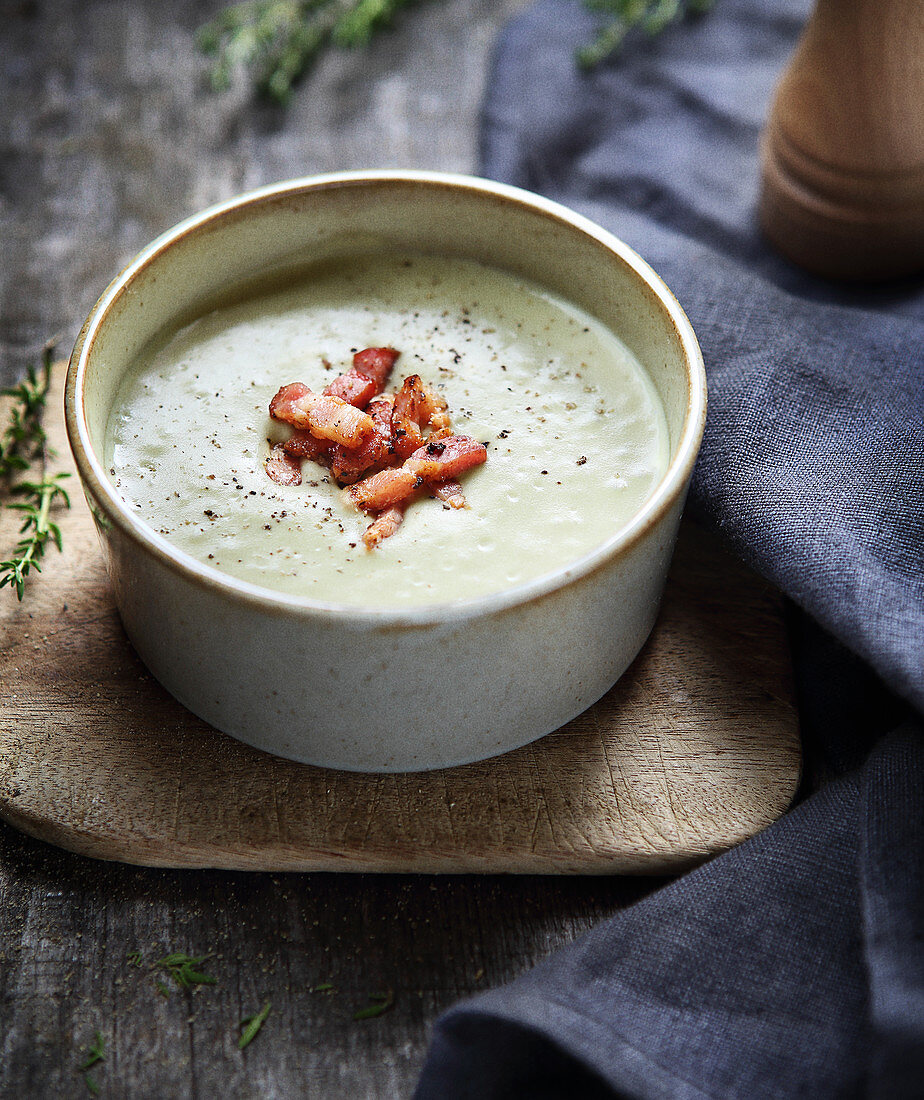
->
[66,171,706,772]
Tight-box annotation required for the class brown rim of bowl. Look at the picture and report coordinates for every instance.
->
[66,170,707,625]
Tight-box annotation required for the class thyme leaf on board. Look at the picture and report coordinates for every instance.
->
[352,989,394,1020]
[238,1000,272,1049]
[79,1031,106,1071]
[78,1031,105,1094]
[154,952,218,991]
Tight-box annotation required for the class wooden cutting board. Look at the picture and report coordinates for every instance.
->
[0,367,800,874]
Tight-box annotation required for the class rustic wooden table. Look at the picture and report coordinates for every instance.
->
[0,4,683,1096]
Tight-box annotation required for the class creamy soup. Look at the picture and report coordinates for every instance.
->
[105,253,670,607]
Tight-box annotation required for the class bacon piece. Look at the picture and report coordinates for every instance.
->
[282,429,331,462]
[324,370,378,408]
[346,435,486,512]
[353,347,399,388]
[390,376,426,459]
[345,465,421,512]
[390,375,450,459]
[269,384,374,448]
[321,348,398,408]
[406,436,488,481]
[265,442,302,486]
[369,392,396,423]
[362,504,406,549]
[430,479,467,509]
[269,382,310,422]
[425,402,451,435]
[328,394,394,484]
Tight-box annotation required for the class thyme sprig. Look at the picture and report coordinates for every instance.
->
[0,475,71,600]
[0,338,56,480]
[79,1031,105,1072]
[196,0,718,104]
[78,1031,105,1095]
[197,0,422,106]
[578,0,715,69]
[1,339,71,600]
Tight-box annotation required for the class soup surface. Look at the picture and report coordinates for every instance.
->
[105,253,670,607]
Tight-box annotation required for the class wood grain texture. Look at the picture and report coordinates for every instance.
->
[0,367,801,875]
[0,0,528,391]
[760,0,924,278]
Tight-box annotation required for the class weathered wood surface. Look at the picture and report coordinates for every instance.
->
[0,0,527,390]
[0,3,800,1097]
[0,370,800,878]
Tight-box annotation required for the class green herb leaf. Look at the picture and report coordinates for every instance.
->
[126,951,143,968]
[577,0,716,69]
[196,0,428,106]
[195,0,717,105]
[84,1073,101,1096]
[0,338,56,481]
[311,981,335,993]
[79,1031,105,1071]
[238,1000,272,1049]
[154,952,218,990]
[352,990,394,1020]
[2,339,71,602]
[0,473,71,600]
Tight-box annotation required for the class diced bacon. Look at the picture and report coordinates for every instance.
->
[346,435,486,513]
[282,429,331,461]
[269,384,374,448]
[269,382,310,422]
[391,375,450,459]
[324,369,378,408]
[265,442,302,486]
[353,347,399,388]
[345,465,421,512]
[368,392,396,423]
[329,432,386,483]
[431,479,467,509]
[405,436,488,481]
[391,377,426,459]
[265,352,484,546]
[362,504,406,549]
[425,397,451,434]
[328,394,394,483]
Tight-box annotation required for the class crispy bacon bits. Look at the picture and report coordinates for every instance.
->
[265,442,303,487]
[265,347,487,547]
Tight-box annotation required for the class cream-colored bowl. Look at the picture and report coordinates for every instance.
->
[66,171,705,772]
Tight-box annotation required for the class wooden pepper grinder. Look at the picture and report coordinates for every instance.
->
[760,0,924,280]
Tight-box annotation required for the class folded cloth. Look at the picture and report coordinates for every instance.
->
[416,2,924,1097]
